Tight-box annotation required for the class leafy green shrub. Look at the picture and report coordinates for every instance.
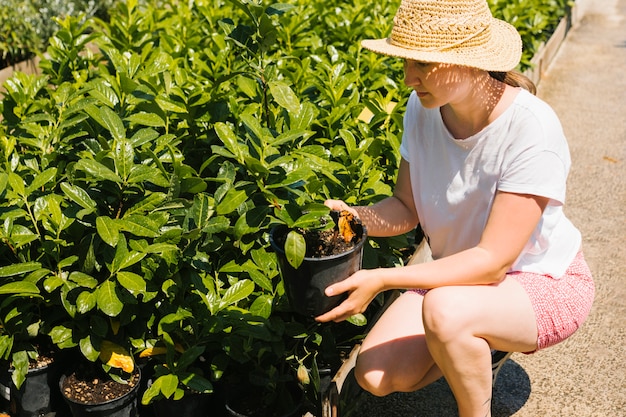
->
[0,0,576,410]
[0,0,117,68]
[0,1,42,67]
[489,0,573,69]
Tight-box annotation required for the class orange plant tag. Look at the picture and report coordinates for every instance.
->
[99,340,134,373]
[338,210,356,243]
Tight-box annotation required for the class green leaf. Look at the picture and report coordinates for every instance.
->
[113,250,145,272]
[75,159,122,183]
[58,256,79,269]
[0,262,41,278]
[248,269,273,292]
[68,271,98,288]
[249,294,273,318]
[87,80,119,109]
[125,192,167,216]
[118,215,160,238]
[139,243,179,254]
[219,279,254,311]
[11,350,28,389]
[76,291,97,314]
[285,231,305,269]
[49,326,73,346]
[60,182,97,211]
[127,165,168,187]
[5,225,38,249]
[0,281,39,295]
[126,112,165,127]
[26,168,57,194]
[189,193,215,229]
[129,128,159,147]
[99,106,126,141]
[7,172,25,196]
[113,139,134,180]
[293,212,328,229]
[97,280,124,317]
[346,313,367,327]
[268,80,300,114]
[155,96,186,113]
[214,122,243,162]
[180,371,213,394]
[154,374,179,398]
[79,336,99,361]
[96,216,120,247]
[116,271,146,295]
[233,206,266,239]
[216,188,247,215]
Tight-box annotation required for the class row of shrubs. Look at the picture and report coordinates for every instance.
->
[0,0,116,68]
[0,0,574,412]
[2,0,573,72]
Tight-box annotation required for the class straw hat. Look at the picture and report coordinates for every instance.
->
[361,0,522,72]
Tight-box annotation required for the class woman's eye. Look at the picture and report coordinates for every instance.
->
[406,60,430,69]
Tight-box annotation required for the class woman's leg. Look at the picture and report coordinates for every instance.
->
[354,291,442,396]
[422,276,538,417]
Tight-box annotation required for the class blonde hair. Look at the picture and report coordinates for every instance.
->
[489,70,536,95]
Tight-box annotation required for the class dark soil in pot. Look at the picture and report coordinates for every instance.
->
[281,210,364,258]
[60,362,140,417]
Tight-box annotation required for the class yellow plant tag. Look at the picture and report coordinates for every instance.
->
[99,340,134,373]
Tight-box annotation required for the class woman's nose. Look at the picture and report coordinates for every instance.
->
[404,62,422,87]
[404,69,421,87]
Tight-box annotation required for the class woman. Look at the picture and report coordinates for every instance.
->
[315,0,595,416]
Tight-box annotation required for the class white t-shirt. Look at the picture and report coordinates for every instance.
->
[400,89,581,278]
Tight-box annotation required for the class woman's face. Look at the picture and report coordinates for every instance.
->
[403,60,475,108]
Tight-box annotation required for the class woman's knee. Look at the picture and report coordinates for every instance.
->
[422,287,474,342]
[353,349,399,396]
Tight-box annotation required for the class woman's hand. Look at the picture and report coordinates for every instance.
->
[315,269,384,323]
[324,199,359,218]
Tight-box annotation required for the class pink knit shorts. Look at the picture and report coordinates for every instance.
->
[509,251,594,352]
[411,251,594,352]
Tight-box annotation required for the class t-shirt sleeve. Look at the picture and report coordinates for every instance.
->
[498,147,569,205]
[497,97,571,205]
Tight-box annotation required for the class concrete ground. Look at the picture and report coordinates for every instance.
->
[345,0,626,415]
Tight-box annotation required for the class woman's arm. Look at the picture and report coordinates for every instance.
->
[317,190,549,322]
[326,159,419,237]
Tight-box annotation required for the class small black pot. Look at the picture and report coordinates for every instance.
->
[270,223,367,317]
[0,362,57,417]
[59,368,141,417]
[224,382,303,417]
[152,392,213,417]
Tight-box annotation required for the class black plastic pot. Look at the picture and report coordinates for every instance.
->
[224,382,303,417]
[0,362,57,417]
[59,369,141,417]
[152,392,213,417]
[270,223,367,317]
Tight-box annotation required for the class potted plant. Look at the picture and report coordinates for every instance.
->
[269,205,367,317]
[59,342,140,417]
[0,275,58,417]
[137,257,258,414]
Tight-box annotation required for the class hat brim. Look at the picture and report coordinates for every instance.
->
[361,18,522,72]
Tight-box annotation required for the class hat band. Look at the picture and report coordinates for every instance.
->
[390,23,490,53]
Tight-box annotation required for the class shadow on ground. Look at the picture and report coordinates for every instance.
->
[340,360,531,417]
